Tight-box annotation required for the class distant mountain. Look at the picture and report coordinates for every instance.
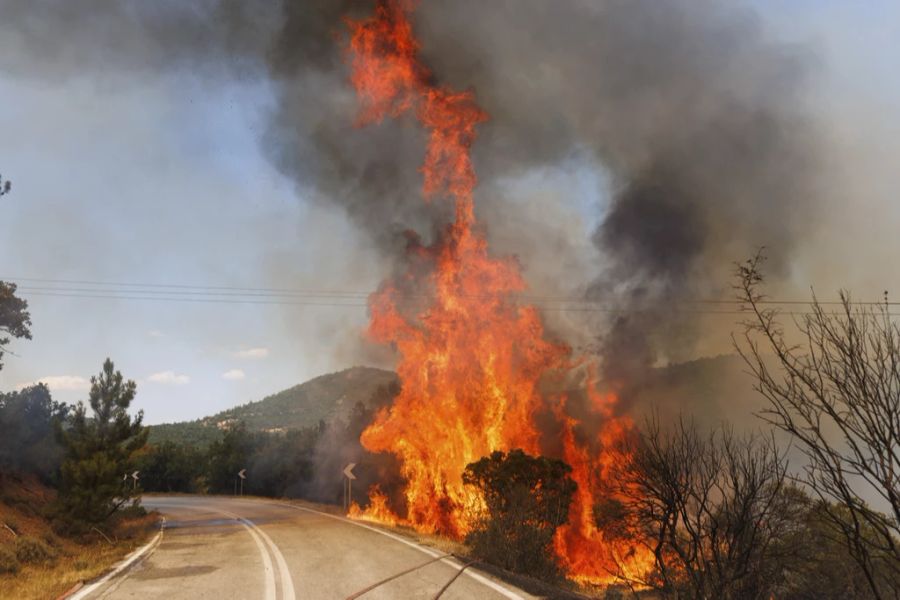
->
[149,355,769,447]
[148,366,398,446]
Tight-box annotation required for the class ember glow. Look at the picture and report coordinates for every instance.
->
[345,0,651,584]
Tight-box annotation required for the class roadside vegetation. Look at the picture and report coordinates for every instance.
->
[463,449,576,581]
[2,236,898,599]
[0,249,157,597]
[0,474,156,599]
[0,359,156,598]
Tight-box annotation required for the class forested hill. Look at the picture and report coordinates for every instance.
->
[148,366,398,446]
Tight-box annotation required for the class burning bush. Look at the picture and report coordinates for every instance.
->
[598,415,798,598]
[462,449,576,581]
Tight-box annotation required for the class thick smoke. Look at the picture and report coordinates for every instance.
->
[412,0,821,390]
[1,1,825,398]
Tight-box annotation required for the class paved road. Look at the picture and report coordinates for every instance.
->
[87,496,535,600]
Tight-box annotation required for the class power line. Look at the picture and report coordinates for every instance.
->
[5,276,897,314]
[15,291,900,318]
[19,291,368,307]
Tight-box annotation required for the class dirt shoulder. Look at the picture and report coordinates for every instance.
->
[0,475,159,600]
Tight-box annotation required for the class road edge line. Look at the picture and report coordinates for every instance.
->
[235,513,296,600]
[66,516,166,600]
[272,501,525,600]
[218,510,278,600]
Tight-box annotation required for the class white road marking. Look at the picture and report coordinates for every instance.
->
[220,509,296,600]
[272,501,525,600]
[226,512,278,600]
[145,501,281,600]
[254,524,297,600]
[68,518,166,600]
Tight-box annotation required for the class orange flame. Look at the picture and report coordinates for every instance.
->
[349,486,400,527]
[345,0,652,585]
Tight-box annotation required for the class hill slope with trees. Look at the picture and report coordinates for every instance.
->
[147,366,398,446]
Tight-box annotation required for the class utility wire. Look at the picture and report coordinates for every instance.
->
[3,275,894,306]
[15,290,900,318]
[4,276,896,314]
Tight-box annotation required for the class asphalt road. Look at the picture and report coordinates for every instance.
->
[86,495,536,600]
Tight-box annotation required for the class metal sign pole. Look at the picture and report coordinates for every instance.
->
[237,469,246,497]
[342,463,356,513]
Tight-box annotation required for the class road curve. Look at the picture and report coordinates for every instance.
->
[87,495,536,600]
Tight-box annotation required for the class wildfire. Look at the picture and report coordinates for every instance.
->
[344,0,652,586]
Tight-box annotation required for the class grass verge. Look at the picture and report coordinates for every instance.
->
[0,476,159,600]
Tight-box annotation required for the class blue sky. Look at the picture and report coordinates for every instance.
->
[1,3,898,424]
[0,70,387,423]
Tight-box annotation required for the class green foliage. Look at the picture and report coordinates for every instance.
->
[463,449,576,580]
[147,367,397,446]
[147,421,222,448]
[0,384,69,483]
[15,535,56,564]
[0,546,19,574]
[134,441,205,493]
[246,427,319,498]
[205,422,257,494]
[54,359,147,532]
[138,422,323,497]
[0,281,31,371]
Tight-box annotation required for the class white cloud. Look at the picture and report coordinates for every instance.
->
[147,371,190,385]
[233,347,269,359]
[17,375,91,392]
[222,369,246,381]
[147,330,165,338]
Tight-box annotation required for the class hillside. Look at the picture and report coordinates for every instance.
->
[0,473,157,599]
[148,366,398,446]
[148,357,769,447]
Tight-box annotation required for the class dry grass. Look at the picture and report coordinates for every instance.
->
[0,476,159,600]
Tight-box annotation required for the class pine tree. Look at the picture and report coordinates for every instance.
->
[55,358,147,531]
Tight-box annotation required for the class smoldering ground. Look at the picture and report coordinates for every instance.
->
[1,2,836,425]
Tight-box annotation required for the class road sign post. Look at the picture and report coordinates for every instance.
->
[238,469,246,497]
[342,463,356,512]
[131,470,140,491]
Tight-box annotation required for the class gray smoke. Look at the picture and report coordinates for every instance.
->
[412,0,822,391]
[0,1,826,396]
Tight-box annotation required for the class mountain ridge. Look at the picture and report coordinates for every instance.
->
[147,366,398,446]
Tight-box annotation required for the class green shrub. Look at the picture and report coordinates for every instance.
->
[12,500,37,517]
[15,535,56,564]
[41,531,60,548]
[463,449,576,581]
[0,546,19,574]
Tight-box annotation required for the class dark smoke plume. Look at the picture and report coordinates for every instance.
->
[1,0,825,397]
[412,0,821,390]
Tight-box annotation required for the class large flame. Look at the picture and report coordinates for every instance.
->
[345,0,651,585]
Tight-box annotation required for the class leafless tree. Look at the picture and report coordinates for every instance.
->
[602,415,793,599]
[734,251,900,599]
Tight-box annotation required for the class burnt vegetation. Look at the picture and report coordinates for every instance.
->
[735,252,900,599]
